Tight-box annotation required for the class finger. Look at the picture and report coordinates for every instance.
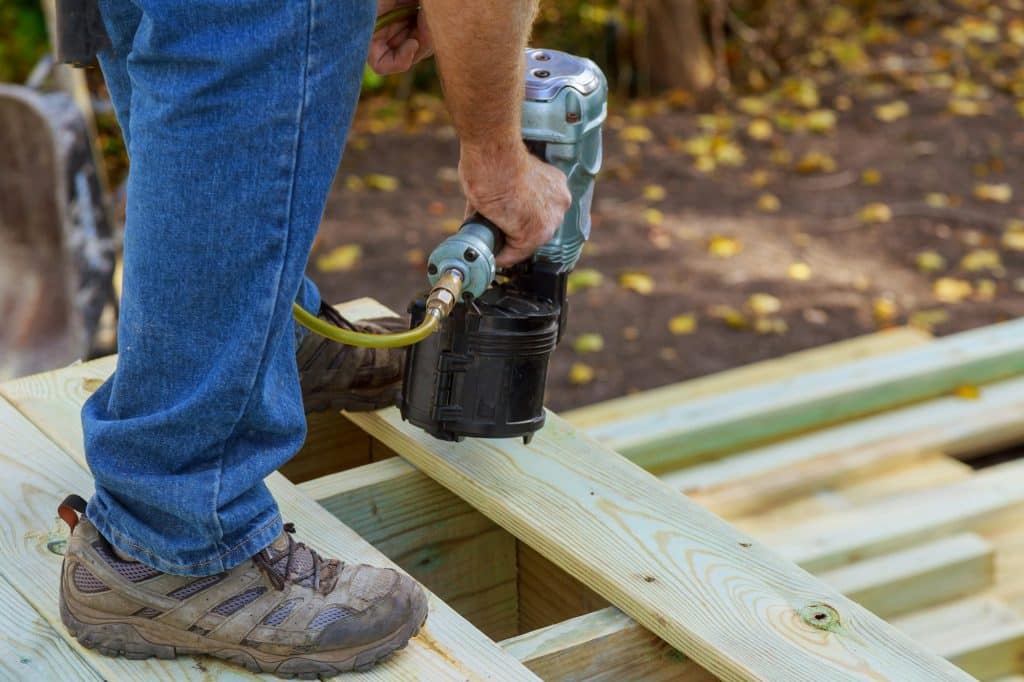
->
[495,244,532,268]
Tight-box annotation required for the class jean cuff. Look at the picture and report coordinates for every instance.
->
[294,276,322,346]
[87,497,284,577]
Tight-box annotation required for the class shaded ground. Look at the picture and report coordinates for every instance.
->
[309,10,1024,412]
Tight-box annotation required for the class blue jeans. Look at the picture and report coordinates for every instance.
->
[83,0,374,576]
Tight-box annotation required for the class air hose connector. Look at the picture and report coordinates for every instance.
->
[426,269,463,319]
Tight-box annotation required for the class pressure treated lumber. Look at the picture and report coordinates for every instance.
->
[582,316,1024,470]
[0,303,538,681]
[816,533,994,619]
[0,573,103,681]
[304,457,518,639]
[768,458,1024,572]
[892,597,1024,680]
[666,375,1024,517]
[500,607,714,682]
[565,326,931,429]
[349,407,971,681]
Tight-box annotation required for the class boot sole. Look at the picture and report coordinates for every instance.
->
[61,590,430,678]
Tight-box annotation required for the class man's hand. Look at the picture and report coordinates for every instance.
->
[368,1,433,75]
[460,144,571,268]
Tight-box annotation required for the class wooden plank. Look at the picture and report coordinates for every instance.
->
[516,542,608,633]
[0,573,103,681]
[0,396,257,681]
[301,458,518,639]
[892,597,1024,680]
[349,408,971,681]
[816,533,994,619]
[581,317,1024,471]
[501,607,714,682]
[0,303,537,680]
[498,532,996,681]
[666,375,1024,517]
[768,458,1024,572]
[565,327,932,430]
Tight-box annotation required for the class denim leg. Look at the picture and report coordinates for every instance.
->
[84,0,374,576]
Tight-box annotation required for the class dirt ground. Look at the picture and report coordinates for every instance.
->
[282,9,1024,413]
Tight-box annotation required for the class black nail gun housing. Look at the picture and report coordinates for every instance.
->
[399,286,561,443]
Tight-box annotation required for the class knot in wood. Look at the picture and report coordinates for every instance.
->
[799,602,840,631]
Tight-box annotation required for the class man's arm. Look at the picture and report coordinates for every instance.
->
[409,1,571,267]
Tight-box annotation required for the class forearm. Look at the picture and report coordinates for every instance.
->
[421,0,538,165]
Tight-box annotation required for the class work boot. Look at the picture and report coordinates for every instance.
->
[58,496,428,678]
[296,303,406,413]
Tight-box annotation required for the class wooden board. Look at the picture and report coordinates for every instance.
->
[0,299,538,681]
[349,407,971,681]
[301,458,518,639]
[579,317,1024,471]
[565,327,932,431]
[665,375,1024,517]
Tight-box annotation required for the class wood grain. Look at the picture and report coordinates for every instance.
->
[349,407,972,681]
[0,301,538,681]
[301,458,518,639]
[0,573,103,681]
[580,317,1024,471]
[666,375,1024,517]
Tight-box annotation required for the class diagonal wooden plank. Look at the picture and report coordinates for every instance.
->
[0,300,537,681]
[582,317,1024,471]
[0,572,104,681]
[348,407,972,681]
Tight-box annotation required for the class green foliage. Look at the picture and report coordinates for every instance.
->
[0,0,48,83]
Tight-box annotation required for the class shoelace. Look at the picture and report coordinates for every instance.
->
[254,523,324,591]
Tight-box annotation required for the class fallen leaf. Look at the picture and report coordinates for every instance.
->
[788,262,812,280]
[861,168,882,185]
[804,109,837,133]
[440,218,462,234]
[622,326,640,341]
[747,293,781,315]
[975,279,997,301]
[668,313,697,335]
[708,235,742,258]
[1003,220,1024,251]
[948,99,986,116]
[872,297,899,324]
[859,203,893,223]
[620,125,653,143]
[753,317,788,335]
[364,174,399,192]
[973,183,1013,203]
[933,277,973,303]
[404,248,425,266]
[746,170,772,188]
[619,272,655,295]
[737,96,769,116]
[316,245,362,272]
[568,362,595,385]
[952,384,981,400]
[82,378,103,393]
[573,333,604,354]
[916,250,946,273]
[643,184,667,201]
[874,100,910,122]
[708,304,748,329]
[642,208,664,226]
[344,175,364,191]
[746,119,773,141]
[795,151,837,174]
[909,309,950,331]
[925,192,951,208]
[567,268,604,294]
[803,308,829,325]
[960,249,1002,273]
[756,193,781,212]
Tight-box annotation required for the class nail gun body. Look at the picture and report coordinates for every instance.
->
[399,49,607,442]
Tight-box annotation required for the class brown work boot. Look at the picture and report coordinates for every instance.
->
[58,496,428,678]
[296,303,406,414]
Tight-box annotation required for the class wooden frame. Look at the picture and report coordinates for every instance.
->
[4,298,1024,679]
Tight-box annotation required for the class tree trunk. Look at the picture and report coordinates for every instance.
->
[634,0,715,96]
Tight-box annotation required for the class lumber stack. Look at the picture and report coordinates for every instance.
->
[3,297,1024,680]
